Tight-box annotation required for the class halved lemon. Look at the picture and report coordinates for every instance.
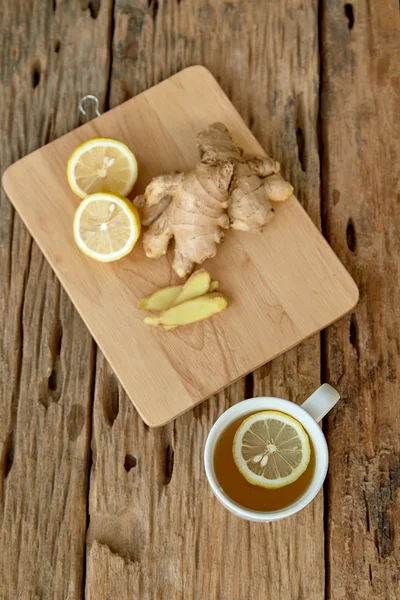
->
[67,137,138,199]
[233,411,311,489]
[73,193,141,262]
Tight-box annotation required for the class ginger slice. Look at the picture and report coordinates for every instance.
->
[208,280,219,292]
[138,270,218,312]
[172,269,211,305]
[143,293,228,329]
[138,285,182,311]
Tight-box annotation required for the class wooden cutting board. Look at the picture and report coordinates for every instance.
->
[2,66,358,427]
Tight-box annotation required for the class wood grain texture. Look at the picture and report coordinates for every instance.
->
[321,1,400,598]
[0,1,113,598]
[86,1,327,599]
[3,66,358,427]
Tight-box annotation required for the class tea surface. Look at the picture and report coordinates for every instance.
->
[214,413,315,511]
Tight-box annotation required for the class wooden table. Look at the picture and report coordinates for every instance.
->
[0,1,398,598]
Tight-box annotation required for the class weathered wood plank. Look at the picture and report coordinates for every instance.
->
[86,1,324,598]
[0,1,113,598]
[321,1,400,598]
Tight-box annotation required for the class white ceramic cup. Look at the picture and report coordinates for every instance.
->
[204,384,340,522]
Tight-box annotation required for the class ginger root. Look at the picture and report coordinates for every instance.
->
[135,163,233,278]
[138,269,218,312]
[134,122,293,277]
[197,123,293,232]
[144,293,228,330]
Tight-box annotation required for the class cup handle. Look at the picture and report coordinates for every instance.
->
[301,383,340,423]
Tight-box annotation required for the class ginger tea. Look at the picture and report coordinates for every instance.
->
[213,413,315,511]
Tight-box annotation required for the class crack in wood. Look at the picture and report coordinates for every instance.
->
[295,92,307,173]
[82,342,97,599]
[102,374,119,427]
[48,368,58,392]
[346,218,357,253]
[124,454,137,472]
[88,0,101,19]
[317,6,332,597]
[248,107,255,130]
[344,4,354,30]
[39,357,62,408]
[164,444,175,485]
[363,488,371,532]
[296,126,306,172]
[31,60,41,88]
[244,373,254,399]
[1,431,14,482]
[104,0,116,112]
[148,0,159,20]
[55,321,63,356]
[349,313,359,359]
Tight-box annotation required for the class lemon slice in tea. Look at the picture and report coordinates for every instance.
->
[73,193,141,262]
[233,411,311,489]
[67,137,138,199]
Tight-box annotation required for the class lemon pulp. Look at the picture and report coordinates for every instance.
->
[233,410,311,489]
[73,193,141,262]
[67,137,138,199]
